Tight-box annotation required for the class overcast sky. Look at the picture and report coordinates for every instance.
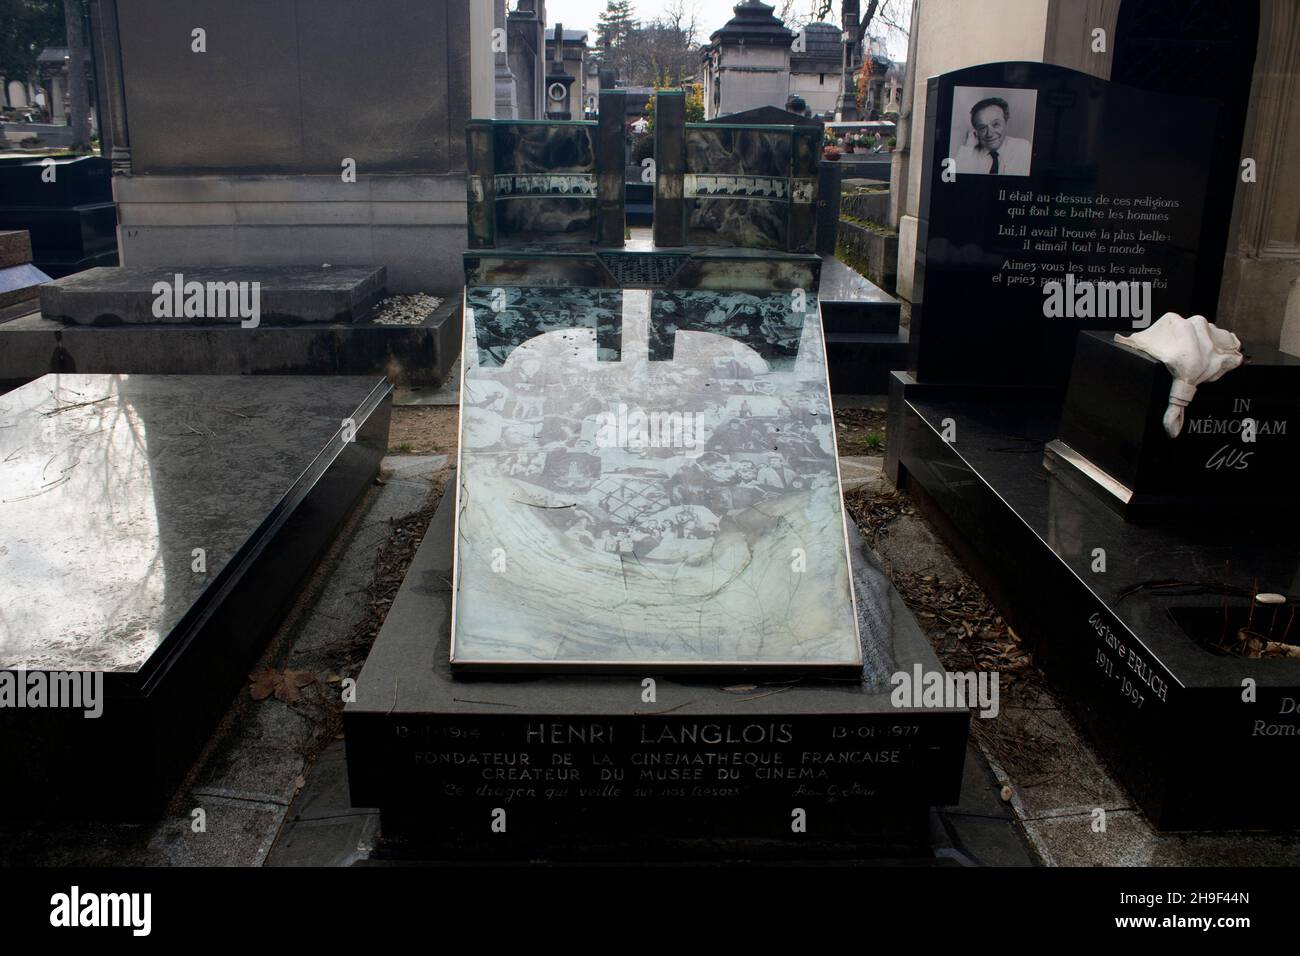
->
[535,0,910,60]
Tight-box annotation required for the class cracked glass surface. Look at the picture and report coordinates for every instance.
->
[453,287,862,671]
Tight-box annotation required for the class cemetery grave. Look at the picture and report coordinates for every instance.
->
[345,92,970,857]
[0,373,391,818]
[6,0,1294,875]
[889,58,1299,830]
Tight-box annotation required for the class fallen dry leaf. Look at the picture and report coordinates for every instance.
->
[248,668,317,702]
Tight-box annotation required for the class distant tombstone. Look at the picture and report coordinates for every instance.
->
[544,23,574,121]
[909,61,1246,389]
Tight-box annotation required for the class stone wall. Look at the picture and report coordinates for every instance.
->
[840,188,890,225]
[837,218,897,294]
[95,0,492,294]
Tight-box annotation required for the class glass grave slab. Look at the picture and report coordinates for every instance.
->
[452,286,862,674]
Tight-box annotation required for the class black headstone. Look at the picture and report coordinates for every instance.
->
[910,61,1244,389]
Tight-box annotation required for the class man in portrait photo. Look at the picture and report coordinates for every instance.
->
[956,96,1032,175]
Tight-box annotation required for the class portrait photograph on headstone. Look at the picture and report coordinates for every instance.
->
[0,0,1297,932]
[949,86,1037,176]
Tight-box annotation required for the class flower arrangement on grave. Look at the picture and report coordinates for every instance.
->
[822,144,841,161]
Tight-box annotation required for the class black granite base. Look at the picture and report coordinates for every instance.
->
[0,203,118,278]
[344,490,969,859]
[0,374,392,820]
[818,256,907,396]
[889,373,1300,830]
[0,296,461,389]
[0,156,118,279]
[826,332,909,396]
[1047,331,1300,520]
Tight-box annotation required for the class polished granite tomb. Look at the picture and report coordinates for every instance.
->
[452,285,861,674]
[0,373,391,818]
[891,380,1300,829]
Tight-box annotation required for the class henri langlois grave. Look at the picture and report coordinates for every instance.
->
[345,91,968,857]
[4,0,1300,881]
[890,58,1300,830]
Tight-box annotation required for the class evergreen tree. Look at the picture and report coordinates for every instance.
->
[594,0,636,77]
[0,0,65,105]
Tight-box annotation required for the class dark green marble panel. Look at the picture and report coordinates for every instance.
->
[491,123,598,243]
[682,126,818,251]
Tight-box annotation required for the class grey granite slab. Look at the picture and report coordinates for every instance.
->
[39,265,386,325]
[0,295,461,388]
[0,262,49,308]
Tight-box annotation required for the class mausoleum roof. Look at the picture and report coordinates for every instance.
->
[709,0,794,46]
[791,20,843,69]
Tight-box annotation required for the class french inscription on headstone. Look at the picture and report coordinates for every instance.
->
[911,62,1234,388]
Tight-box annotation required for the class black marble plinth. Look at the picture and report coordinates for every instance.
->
[0,155,113,207]
[890,373,1300,830]
[819,255,907,395]
[0,156,118,278]
[1046,331,1300,519]
[0,203,118,278]
[0,374,391,819]
[345,490,968,859]
[41,265,387,326]
[818,255,900,334]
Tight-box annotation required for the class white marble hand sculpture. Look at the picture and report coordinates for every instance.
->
[1114,312,1243,438]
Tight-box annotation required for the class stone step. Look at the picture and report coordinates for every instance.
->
[826,330,910,396]
[819,253,901,333]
